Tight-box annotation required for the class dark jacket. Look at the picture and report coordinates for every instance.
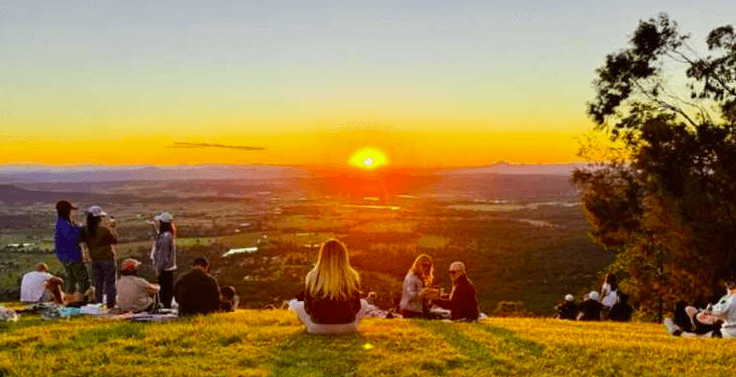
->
[434,274,480,321]
[607,302,633,322]
[304,289,362,324]
[578,299,602,321]
[556,301,578,320]
[174,268,220,316]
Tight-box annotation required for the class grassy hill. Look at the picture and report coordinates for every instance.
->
[1,309,734,376]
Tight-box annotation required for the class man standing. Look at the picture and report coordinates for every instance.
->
[433,261,480,321]
[54,200,90,303]
[174,257,220,316]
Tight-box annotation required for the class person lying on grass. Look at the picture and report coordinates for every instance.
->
[664,282,736,339]
[116,258,160,313]
[290,239,368,334]
[432,261,480,322]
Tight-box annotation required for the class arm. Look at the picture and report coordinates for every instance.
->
[143,281,161,295]
[710,294,734,319]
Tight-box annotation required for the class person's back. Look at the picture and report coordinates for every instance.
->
[175,258,220,316]
[608,302,633,321]
[556,301,578,320]
[578,299,602,321]
[20,269,53,303]
[305,289,362,324]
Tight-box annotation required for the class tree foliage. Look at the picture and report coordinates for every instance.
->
[575,13,736,317]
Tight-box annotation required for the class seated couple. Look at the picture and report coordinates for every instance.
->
[115,257,239,315]
[400,254,480,321]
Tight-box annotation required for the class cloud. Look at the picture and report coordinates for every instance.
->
[170,142,266,151]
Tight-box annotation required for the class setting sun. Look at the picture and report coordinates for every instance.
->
[350,148,388,169]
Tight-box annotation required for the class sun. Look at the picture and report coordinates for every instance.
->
[350,148,388,169]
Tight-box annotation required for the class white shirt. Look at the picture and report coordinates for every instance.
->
[601,283,618,308]
[20,271,53,303]
[712,292,736,339]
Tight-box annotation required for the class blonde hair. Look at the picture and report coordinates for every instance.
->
[305,239,361,300]
[410,254,434,286]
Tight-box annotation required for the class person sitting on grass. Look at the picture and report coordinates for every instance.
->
[607,293,633,322]
[577,291,602,321]
[555,294,578,320]
[116,258,160,313]
[20,263,55,304]
[289,239,368,334]
[174,257,220,316]
[400,254,437,319]
[432,261,480,321]
[220,286,239,312]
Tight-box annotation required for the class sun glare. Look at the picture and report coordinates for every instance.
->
[350,148,388,169]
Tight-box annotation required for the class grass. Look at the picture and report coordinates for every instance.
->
[2,311,736,376]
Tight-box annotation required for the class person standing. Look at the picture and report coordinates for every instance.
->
[433,261,480,321]
[80,205,118,309]
[174,257,220,316]
[54,200,90,303]
[151,212,177,308]
[400,254,437,318]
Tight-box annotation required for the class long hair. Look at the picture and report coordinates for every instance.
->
[158,221,176,239]
[305,239,360,300]
[86,214,101,236]
[605,273,618,292]
[410,254,434,286]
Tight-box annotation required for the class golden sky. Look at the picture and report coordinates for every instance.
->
[2,1,734,167]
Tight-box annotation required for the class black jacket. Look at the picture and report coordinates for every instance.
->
[434,274,480,321]
[304,289,362,324]
[174,268,220,316]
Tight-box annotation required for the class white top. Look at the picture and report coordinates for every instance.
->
[400,271,425,313]
[711,292,736,339]
[601,283,618,308]
[20,271,53,303]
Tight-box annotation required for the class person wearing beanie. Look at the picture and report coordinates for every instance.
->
[54,200,90,302]
[577,290,603,321]
[555,294,579,320]
[116,258,160,313]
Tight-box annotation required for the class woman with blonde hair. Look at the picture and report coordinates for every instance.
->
[400,254,438,318]
[289,239,368,334]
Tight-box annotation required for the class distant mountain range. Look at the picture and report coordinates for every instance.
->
[0,162,588,183]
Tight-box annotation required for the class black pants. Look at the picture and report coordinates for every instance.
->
[158,270,175,308]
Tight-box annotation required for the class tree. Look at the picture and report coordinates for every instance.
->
[575,13,736,319]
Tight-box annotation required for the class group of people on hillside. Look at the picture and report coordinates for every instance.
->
[288,240,480,334]
[20,200,238,316]
[555,274,633,322]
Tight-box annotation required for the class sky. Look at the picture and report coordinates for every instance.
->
[1,0,734,168]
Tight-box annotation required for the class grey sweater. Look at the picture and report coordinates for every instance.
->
[151,232,177,272]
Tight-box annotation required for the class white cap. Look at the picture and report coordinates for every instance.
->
[588,291,600,301]
[155,212,173,223]
[565,294,574,302]
[86,205,107,217]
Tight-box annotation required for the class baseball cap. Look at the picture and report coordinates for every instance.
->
[55,200,77,211]
[86,205,107,217]
[122,258,141,272]
[154,212,173,223]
